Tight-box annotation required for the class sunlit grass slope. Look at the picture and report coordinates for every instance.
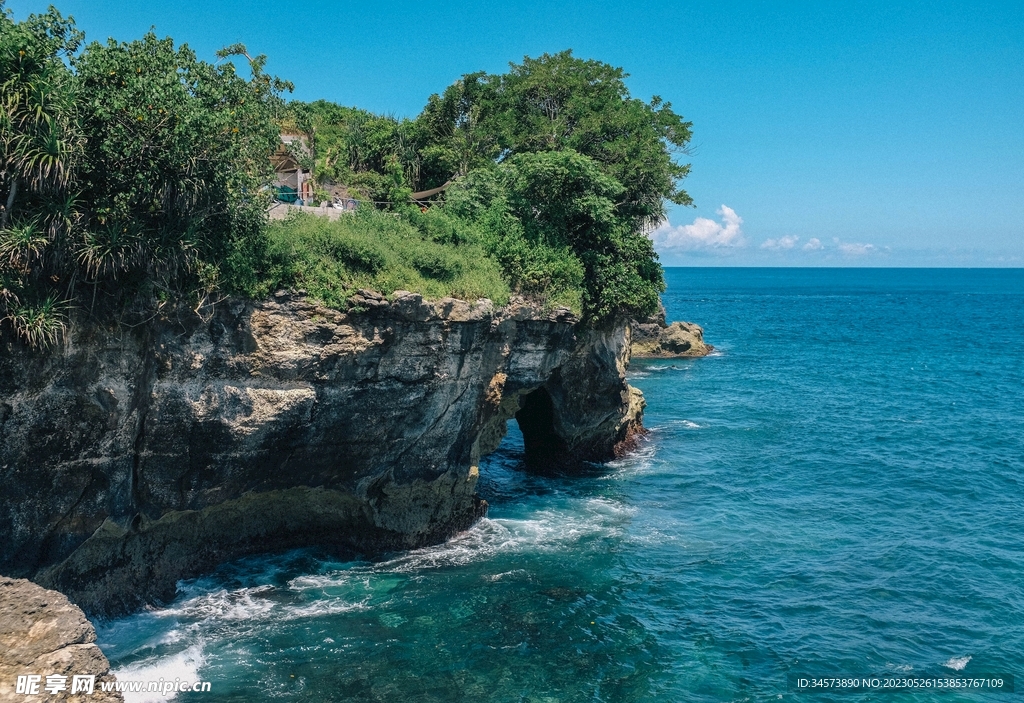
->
[260,210,511,309]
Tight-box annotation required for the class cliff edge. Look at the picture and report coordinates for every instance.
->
[0,292,642,617]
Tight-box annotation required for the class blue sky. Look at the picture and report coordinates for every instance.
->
[8,0,1023,266]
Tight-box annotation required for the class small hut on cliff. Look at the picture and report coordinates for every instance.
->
[270,133,312,203]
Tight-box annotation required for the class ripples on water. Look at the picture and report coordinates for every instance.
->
[97,268,1024,702]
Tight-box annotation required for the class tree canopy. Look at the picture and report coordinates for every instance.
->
[2,5,693,346]
[415,51,692,223]
[285,50,693,322]
[0,3,289,345]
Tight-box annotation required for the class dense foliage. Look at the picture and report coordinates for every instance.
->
[2,4,692,347]
[286,50,692,322]
[0,3,288,345]
[73,35,288,301]
[282,101,416,206]
[416,52,693,226]
[0,5,83,346]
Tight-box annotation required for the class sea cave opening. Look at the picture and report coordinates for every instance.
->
[514,386,567,468]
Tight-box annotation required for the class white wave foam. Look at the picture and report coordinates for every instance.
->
[626,526,682,548]
[640,362,700,372]
[112,644,205,703]
[583,496,637,519]
[943,655,971,671]
[161,580,368,629]
[367,498,634,573]
[374,518,518,573]
[604,442,656,478]
[161,586,277,622]
[286,572,359,590]
[285,599,367,619]
[486,569,530,582]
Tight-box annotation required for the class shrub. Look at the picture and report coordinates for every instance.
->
[441,153,663,321]
[413,248,462,281]
[2,294,68,347]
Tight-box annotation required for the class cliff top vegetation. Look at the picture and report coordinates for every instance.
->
[0,3,692,347]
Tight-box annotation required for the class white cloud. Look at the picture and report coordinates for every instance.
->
[836,239,877,256]
[761,235,800,250]
[651,205,745,252]
[803,237,823,251]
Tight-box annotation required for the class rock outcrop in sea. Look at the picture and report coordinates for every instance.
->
[0,292,643,617]
[0,577,122,702]
[631,304,713,358]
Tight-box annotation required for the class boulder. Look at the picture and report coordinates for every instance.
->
[0,577,121,702]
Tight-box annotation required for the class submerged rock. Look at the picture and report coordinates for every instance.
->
[0,294,643,616]
[0,577,122,702]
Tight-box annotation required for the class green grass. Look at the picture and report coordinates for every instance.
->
[259,209,511,309]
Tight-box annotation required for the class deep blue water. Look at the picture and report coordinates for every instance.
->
[97,268,1024,702]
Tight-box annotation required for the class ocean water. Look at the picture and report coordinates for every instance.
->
[96,268,1024,702]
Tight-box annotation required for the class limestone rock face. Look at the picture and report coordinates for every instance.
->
[631,305,713,358]
[0,294,641,616]
[0,577,122,702]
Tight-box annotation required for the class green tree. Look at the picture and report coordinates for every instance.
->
[412,51,691,320]
[415,50,693,226]
[0,3,83,225]
[492,51,692,226]
[442,150,664,321]
[415,72,501,189]
[1,5,290,347]
[283,100,418,206]
[442,166,584,310]
[72,33,289,299]
[499,150,663,321]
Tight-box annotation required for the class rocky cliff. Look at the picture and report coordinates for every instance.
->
[0,291,642,617]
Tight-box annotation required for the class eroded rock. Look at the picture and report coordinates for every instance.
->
[1,295,643,616]
[631,304,713,358]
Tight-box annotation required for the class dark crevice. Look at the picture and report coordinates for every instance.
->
[514,386,567,469]
[129,335,158,520]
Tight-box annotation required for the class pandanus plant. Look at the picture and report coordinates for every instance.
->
[0,10,83,224]
[0,5,84,347]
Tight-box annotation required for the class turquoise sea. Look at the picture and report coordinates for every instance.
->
[97,268,1024,702]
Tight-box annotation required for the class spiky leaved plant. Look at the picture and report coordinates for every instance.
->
[0,3,82,348]
[2,293,67,348]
